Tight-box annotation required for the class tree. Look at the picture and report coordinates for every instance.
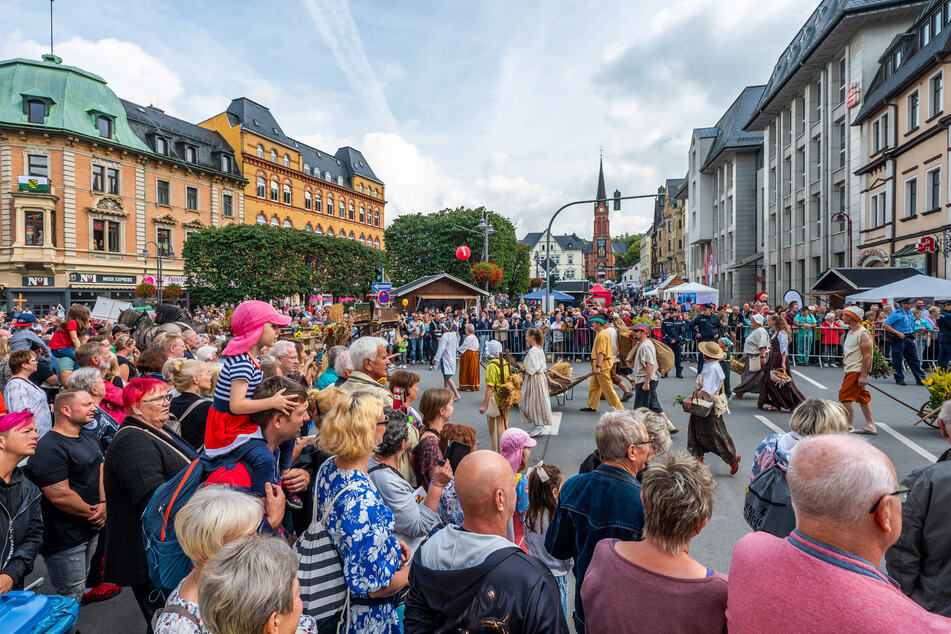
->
[384,207,528,295]
[614,233,642,269]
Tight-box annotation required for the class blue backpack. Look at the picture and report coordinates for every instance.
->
[0,591,79,634]
[142,441,265,593]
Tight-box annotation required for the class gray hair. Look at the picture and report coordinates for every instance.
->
[66,367,104,394]
[349,336,387,373]
[195,345,218,363]
[787,434,895,526]
[269,340,297,360]
[198,535,298,634]
[376,408,409,457]
[334,349,353,375]
[465,323,475,334]
[790,399,850,436]
[633,407,672,451]
[938,400,951,428]
[596,410,648,462]
[327,345,347,368]
[641,451,716,554]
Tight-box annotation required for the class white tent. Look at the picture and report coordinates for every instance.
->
[663,282,718,297]
[848,274,951,304]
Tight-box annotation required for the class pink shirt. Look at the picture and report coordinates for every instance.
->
[727,531,951,633]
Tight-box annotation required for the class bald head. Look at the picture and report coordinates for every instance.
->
[455,450,515,526]
[787,434,896,526]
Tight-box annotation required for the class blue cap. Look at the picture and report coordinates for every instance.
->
[14,313,36,326]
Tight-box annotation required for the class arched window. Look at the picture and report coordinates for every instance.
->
[374,237,380,249]
[327,195,333,215]
[324,170,332,180]
[283,218,293,228]
[373,211,380,227]
[305,223,313,232]
[360,234,366,245]
[358,183,364,193]
[327,228,334,237]
[348,203,354,220]
[283,154,290,168]
[270,149,277,163]
[256,213,267,224]
[257,145,264,158]
[315,225,323,235]
[337,176,344,186]
[256,176,266,198]
[339,200,345,218]
[270,179,279,201]
[359,205,365,223]
[270,216,279,227]
[303,163,310,174]
[373,188,378,198]
[283,183,292,205]
[304,190,312,210]
[315,192,322,212]
[339,230,346,239]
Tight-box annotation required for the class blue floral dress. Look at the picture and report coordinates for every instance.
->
[315,459,403,634]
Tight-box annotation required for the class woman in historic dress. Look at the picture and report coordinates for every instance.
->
[457,323,481,391]
[758,313,806,412]
[734,314,770,399]
[685,342,740,475]
[521,328,553,438]
[433,321,461,401]
[479,340,511,453]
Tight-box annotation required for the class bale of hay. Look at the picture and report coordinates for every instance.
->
[328,303,344,323]
[497,373,523,409]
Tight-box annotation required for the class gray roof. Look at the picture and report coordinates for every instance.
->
[745,0,928,130]
[521,232,587,251]
[701,85,765,172]
[393,273,488,297]
[665,178,686,205]
[553,280,591,294]
[582,240,627,255]
[854,3,951,124]
[693,127,718,138]
[224,97,383,187]
[122,100,243,180]
[812,266,921,292]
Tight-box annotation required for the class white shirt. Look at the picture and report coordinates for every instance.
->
[743,327,770,355]
[699,361,725,395]
[606,326,619,358]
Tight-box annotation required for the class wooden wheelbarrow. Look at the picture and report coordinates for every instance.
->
[866,383,940,428]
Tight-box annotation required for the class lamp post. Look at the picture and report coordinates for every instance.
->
[830,211,853,267]
[451,211,495,291]
[545,192,664,311]
[142,240,175,304]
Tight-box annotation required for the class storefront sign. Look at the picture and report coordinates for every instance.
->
[916,236,938,253]
[22,276,55,286]
[858,248,889,265]
[846,83,861,109]
[69,273,137,285]
[142,275,188,286]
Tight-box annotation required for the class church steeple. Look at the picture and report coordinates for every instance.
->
[595,155,606,207]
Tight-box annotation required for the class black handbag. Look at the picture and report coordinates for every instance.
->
[743,464,796,537]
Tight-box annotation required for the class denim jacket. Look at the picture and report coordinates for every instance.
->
[545,463,644,633]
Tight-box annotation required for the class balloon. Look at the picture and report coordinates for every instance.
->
[455,245,471,261]
[401,299,408,307]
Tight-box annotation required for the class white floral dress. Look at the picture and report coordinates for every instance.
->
[314,459,403,634]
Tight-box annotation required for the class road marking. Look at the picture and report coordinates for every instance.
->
[754,414,785,435]
[688,366,697,373]
[792,370,826,390]
[878,423,938,462]
[536,411,562,435]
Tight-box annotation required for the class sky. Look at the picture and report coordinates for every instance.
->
[1,0,820,239]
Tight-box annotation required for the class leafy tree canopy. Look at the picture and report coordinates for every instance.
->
[613,233,642,269]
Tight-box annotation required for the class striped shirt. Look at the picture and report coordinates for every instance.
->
[212,353,262,413]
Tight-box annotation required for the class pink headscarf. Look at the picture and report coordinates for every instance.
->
[499,428,536,474]
[221,300,291,357]
[0,411,34,433]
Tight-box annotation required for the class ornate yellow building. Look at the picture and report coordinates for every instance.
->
[200,99,385,247]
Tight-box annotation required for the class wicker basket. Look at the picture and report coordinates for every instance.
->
[730,357,745,374]
[769,369,792,387]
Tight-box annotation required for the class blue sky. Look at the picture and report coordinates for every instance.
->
[2,0,818,237]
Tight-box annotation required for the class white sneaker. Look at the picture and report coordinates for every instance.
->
[529,425,547,437]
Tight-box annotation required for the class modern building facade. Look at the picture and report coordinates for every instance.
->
[200,98,385,248]
[744,0,926,301]
[853,1,951,278]
[0,54,244,312]
[520,231,586,282]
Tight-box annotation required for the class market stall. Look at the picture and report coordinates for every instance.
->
[663,282,719,305]
[393,273,489,312]
[847,274,951,305]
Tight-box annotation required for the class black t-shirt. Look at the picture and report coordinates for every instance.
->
[169,393,211,451]
[116,355,137,380]
[26,429,102,554]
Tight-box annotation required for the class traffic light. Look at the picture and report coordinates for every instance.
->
[613,189,621,211]
[374,265,384,282]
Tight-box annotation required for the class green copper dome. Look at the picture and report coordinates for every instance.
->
[0,54,151,152]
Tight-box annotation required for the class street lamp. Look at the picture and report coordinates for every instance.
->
[475,209,495,263]
[830,211,853,267]
[142,240,175,304]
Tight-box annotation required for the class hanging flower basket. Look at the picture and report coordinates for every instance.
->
[469,262,504,288]
[162,283,184,300]
[135,282,157,298]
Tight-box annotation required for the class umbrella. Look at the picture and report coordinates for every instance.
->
[338,297,356,302]
[521,289,574,302]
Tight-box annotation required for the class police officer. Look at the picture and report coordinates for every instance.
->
[691,303,723,373]
[883,297,926,386]
[661,308,686,378]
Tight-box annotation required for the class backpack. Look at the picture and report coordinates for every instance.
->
[141,440,266,593]
[625,338,675,376]
[743,464,796,537]
[0,591,78,634]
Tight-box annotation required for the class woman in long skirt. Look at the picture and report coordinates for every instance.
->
[434,321,461,401]
[734,314,769,398]
[458,323,481,391]
[521,327,553,438]
[686,341,740,474]
[758,314,806,412]
[479,340,511,452]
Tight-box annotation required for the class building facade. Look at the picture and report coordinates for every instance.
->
[744,0,926,301]
[584,158,626,279]
[652,178,687,281]
[639,230,653,285]
[853,2,951,278]
[520,231,586,282]
[0,54,244,312]
[200,99,385,248]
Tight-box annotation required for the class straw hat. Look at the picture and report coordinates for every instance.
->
[699,341,725,360]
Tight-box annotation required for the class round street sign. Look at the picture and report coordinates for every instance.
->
[378,290,390,305]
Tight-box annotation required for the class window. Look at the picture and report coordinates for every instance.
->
[905,177,918,218]
[872,120,880,153]
[257,176,266,198]
[814,81,822,121]
[315,193,322,212]
[934,10,943,38]
[96,115,112,138]
[908,91,919,131]
[931,73,943,117]
[270,149,277,163]
[374,237,380,248]
[349,232,355,240]
[359,206,365,223]
[374,211,380,227]
[27,100,45,123]
[186,186,198,210]
[327,228,335,237]
[92,218,120,252]
[184,146,196,163]
[336,176,344,186]
[838,57,847,103]
[24,211,43,245]
[324,170,332,180]
[348,202,354,220]
[256,213,267,224]
[283,154,290,168]
[220,155,232,172]
[92,165,104,192]
[327,196,333,215]
[257,145,264,158]
[838,122,846,168]
[782,208,791,246]
[797,97,806,135]
[305,191,312,210]
[305,223,313,232]
[924,21,932,47]
[156,137,168,155]
[223,193,233,217]
[157,228,172,256]
[283,183,291,205]
[360,235,366,245]
[106,168,119,195]
[339,200,345,218]
[157,180,170,205]
[871,191,886,227]
[270,216,279,227]
[27,154,48,178]
[795,202,805,243]
[358,183,364,193]
[928,167,941,210]
[567,254,574,264]
[315,225,323,235]
[303,163,310,174]
[283,219,292,228]
[270,180,279,202]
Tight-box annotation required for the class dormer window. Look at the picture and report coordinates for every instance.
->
[97,115,112,138]
[325,170,332,181]
[155,137,168,155]
[337,176,344,186]
[27,100,45,124]
[220,155,232,172]
[184,146,197,163]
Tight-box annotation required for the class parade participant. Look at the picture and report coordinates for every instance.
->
[631,321,663,417]
[883,298,927,386]
[4,350,52,437]
[433,320,461,401]
[661,308,686,378]
[758,314,805,412]
[580,316,623,413]
[0,411,42,595]
[414,388,453,491]
[685,342,740,474]
[479,341,511,452]
[838,306,876,434]
[458,323,480,391]
[521,327,553,437]
[581,452,727,633]
[718,336,734,398]
[691,304,722,373]
[734,314,769,399]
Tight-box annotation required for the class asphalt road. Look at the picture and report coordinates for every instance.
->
[31,359,947,633]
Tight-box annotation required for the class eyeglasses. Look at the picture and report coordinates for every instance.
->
[868,487,910,514]
[143,392,173,404]
[631,436,656,449]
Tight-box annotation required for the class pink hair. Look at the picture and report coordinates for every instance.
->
[0,411,34,433]
[123,377,168,410]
